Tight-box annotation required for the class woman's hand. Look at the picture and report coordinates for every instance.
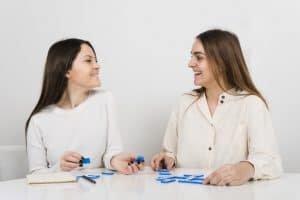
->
[60,151,82,171]
[151,152,175,171]
[111,153,145,175]
[204,161,255,186]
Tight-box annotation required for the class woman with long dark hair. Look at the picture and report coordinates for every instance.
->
[151,29,282,186]
[26,38,143,174]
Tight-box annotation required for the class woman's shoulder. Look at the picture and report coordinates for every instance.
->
[174,90,200,108]
[242,94,268,111]
[180,90,200,101]
[30,105,56,125]
[243,94,266,105]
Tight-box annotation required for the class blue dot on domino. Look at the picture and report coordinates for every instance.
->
[135,155,145,163]
[81,157,91,164]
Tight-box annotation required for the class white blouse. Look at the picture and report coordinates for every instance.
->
[162,89,283,180]
[27,90,123,173]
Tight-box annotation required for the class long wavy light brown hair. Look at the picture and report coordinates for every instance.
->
[192,29,267,108]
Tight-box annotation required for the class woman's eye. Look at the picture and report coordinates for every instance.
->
[85,60,92,63]
[196,56,202,61]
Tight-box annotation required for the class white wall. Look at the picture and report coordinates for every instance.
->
[0,0,299,172]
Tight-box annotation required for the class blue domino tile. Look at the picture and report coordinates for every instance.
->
[189,178,204,182]
[178,179,203,184]
[160,179,176,184]
[81,157,91,164]
[159,171,172,175]
[101,171,115,175]
[135,155,145,163]
[159,169,170,172]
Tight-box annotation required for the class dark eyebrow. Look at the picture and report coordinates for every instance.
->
[190,51,205,56]
[83,55,96,59]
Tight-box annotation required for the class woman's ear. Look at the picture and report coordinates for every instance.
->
[65,70,71,78]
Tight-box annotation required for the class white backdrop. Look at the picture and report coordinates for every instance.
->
[0,0,299,172]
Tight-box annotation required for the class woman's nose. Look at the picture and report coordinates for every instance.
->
[188,58,195,68]
[94,62,100,69]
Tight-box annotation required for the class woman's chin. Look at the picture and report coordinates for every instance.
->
[88,80,101,89]
[194,80,203,86]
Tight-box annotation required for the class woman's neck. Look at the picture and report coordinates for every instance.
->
[205,86,223,103]
[204,83,225,116]
[57,86,90,109]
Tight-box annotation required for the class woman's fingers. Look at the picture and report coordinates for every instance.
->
[153,155,163,171]
[165,157,175,170]
[227,178,243,186]
[60,151,83,171]
[130,163,139,173]
[151,154,175,171]
[150,155,158,170]
[208,172,223,185]
[60,160,79,171]
[217,175,233,186]
[204,166,229,185]
[137,162,145,171]
[69,152,83,160]
[62,152,82,162]
[126,164,133,174]
[66,155,81,163]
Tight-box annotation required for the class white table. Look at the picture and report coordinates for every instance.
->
[0,167,299,200]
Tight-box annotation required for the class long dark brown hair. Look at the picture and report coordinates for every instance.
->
[192,29,267,107]
[25,38,96,135]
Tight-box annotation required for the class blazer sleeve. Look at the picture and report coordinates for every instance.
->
[245,96,283,180]
[161,102,180,161]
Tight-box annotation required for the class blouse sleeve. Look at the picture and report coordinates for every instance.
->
[245,96,283,180]
[102,92,123,169]
[161,102,180,161]
[27,117,60,174]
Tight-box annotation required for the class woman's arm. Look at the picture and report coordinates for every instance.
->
[161,107,179,161]
[246,96,283,180]
[102,92,123,170]
[26,118,60,174]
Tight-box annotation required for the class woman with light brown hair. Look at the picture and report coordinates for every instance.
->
[151,29,283,186]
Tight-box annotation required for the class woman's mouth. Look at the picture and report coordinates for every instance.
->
[90,73,99,77]
[194,71,202,76]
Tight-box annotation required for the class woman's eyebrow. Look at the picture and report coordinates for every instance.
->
[82,55,96,59]
[191,51,205,55]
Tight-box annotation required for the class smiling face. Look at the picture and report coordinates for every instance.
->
[188,39,217,87]
[66,43,100,90]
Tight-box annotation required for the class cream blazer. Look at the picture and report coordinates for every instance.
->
[162,89,283,180]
